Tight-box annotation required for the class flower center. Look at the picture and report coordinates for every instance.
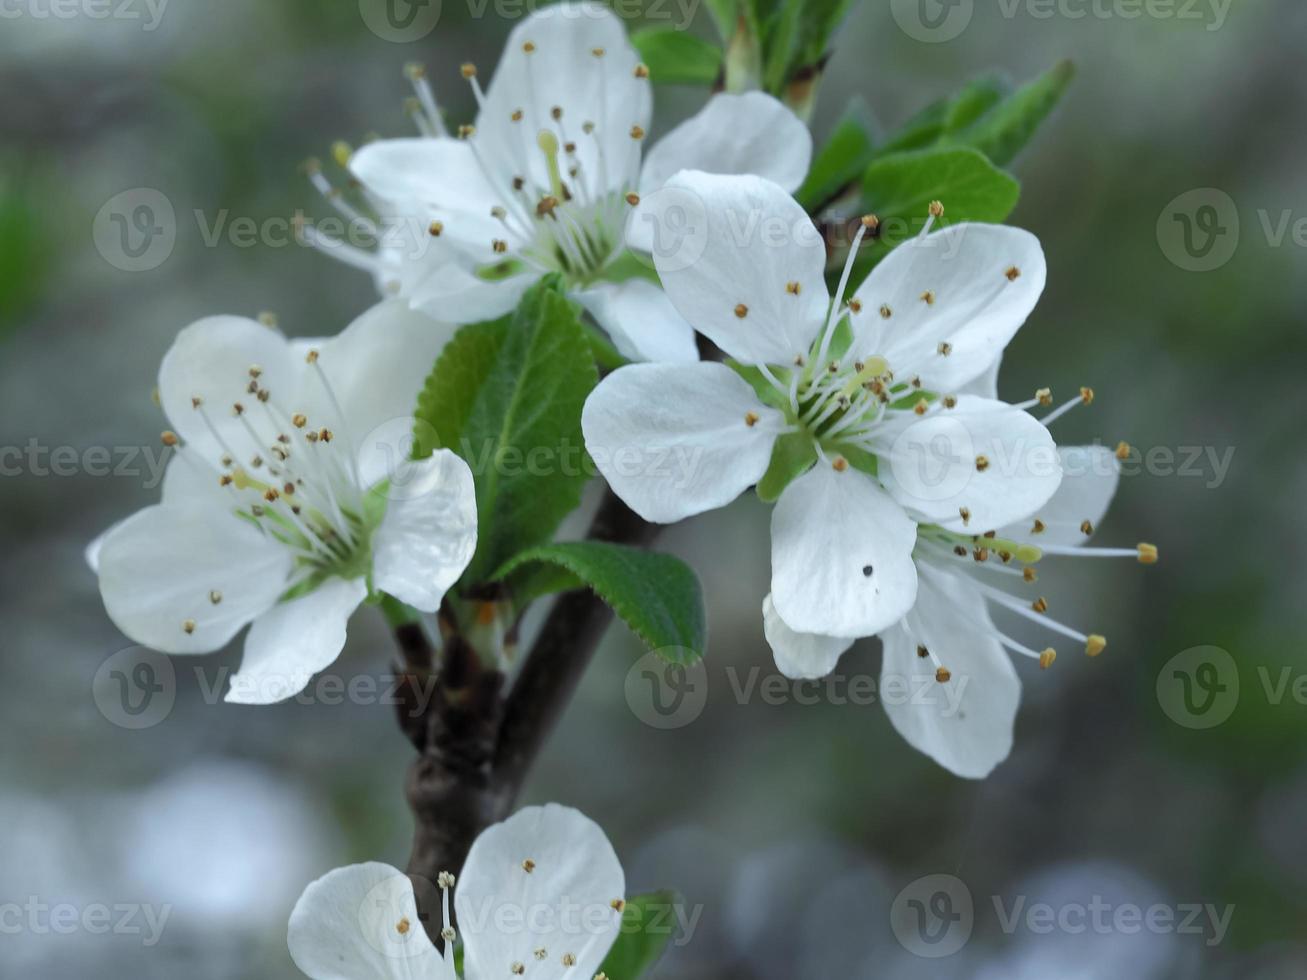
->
[181,351,376,595]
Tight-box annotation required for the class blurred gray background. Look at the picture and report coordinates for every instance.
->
[2,0,1304,976]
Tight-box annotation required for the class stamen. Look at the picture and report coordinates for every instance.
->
[815,214,876,368]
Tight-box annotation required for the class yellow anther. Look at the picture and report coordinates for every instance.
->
[1023,567,1038,583]
[1116,441,1131,460]
[832,456,849,472]
[928,200,945,218]
[1086,635,1107,658]
[734,303,748,318]
[1080,386,1095,404]
[625,191,640,206]
[959,507,971,525]
[937,341,953,356]
[935,667,951,683]
[460,62,476,78]
[1006,266,1022,281]
[160,430,179,447]
[1036,387,1052,406]
[396,917,411,935]
[975,455,990,471]
[1039,648,1057,669]
[630,125,646,140]
[744,412,760,427]
[634,63,649,78]
[182,619,196,635]
[1032,597,1049,613]
[921,290,935,305]
[1137,543,1159,564]
[880,304,892,319]
[1031,518,1046,534]
[1080,519,1094,536]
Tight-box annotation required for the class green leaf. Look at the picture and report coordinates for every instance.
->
[877,74,1011,157]
[598,891,683,979]
[942,74,1012,132]
[795,96,877,212]
[850,147,1020,283]
[631,28,723,86]
[944,60,1075,166]
[702,0,738,42]
[413,279,598,584]
[756,432,816,502]
[494,542,706,662]
[784,0,858,78]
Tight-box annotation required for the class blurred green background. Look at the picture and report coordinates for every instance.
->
[2,0,1304,976]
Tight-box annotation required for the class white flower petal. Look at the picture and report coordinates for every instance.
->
[306,300,459,464]
[647,171,829,364]
[456,804,625,980]
[288,862,454,980]
[157,315,300,467]
[959,353,1002,399]
[477,2,649,198]
[770,463,918,637]
[848,224,1046,392]
[762,594,855,680]
[880,565,1019,779]
[574,279,698,363]
[999,444,1121,547]
[409,264,537,326]
[96,504,292,655]
[640,91,812,199]
[225,576,368,705]
[349,138,496,214]
[581,362,782,523]
[371,450,478,613]
[877,395,1062,533]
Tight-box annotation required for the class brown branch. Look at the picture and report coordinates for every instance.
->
[397,488,658,939]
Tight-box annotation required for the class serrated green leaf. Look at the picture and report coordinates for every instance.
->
[631,27,723,86]
[413,279,598,584]
[944,60,1075,166]
[795,97,877,213]
[756,431,816,502]
[849,147,1020,285]
[599,891,683,979]
[494,542,706,662]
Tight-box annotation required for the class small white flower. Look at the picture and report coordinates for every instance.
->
[583,171,1060,641]
[335,1,812,364]
[287,804,627,980]
[89,301,478,705]
[766,444,1159,778]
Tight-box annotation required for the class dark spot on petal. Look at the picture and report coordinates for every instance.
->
[862,565,874,577]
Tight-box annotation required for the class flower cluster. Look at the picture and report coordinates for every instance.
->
[84,2,1159,974]
[583,171,1157,777]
